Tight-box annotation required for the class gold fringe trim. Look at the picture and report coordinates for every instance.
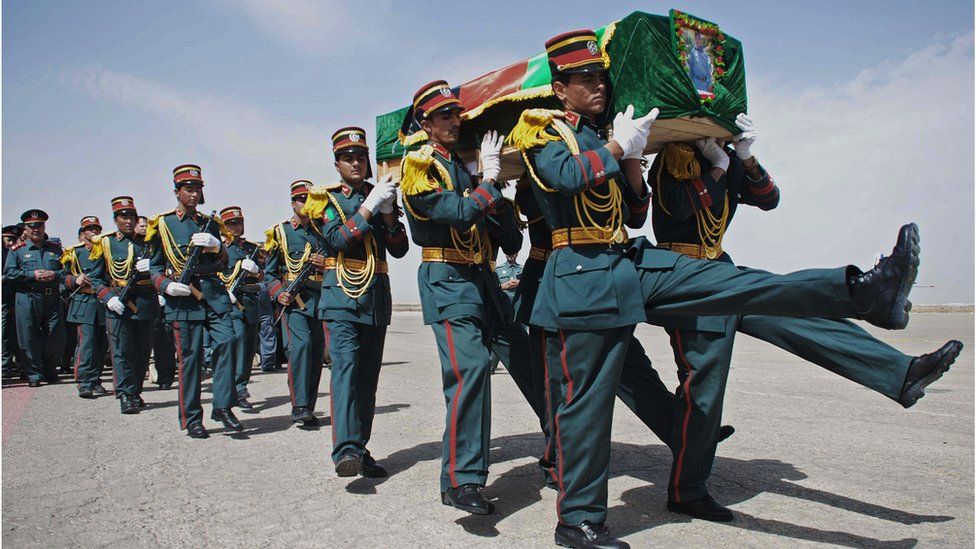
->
[144,210,172,243]
[59,246,76,268]
[263,226,279,252]
[507,109,564,151]
[87,232,113,261]
[461,84,555,122]
[400,145,439,196]
[301,183,339,221]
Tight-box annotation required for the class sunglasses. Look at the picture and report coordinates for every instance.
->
[225,219,243,225]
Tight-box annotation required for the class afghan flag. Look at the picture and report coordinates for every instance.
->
[375,10,747,165]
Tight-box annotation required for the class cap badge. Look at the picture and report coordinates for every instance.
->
[349,133,361,142]
[586,41,599,55]
[440,88,452,97]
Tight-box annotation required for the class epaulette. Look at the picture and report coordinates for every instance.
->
[400,145,439,196]
[263,223,284,252]
[302,182,343,221]
[211,213,234,242]
[88,230,114,261]
[59,245,77,267]
[9,242,24,251]
[144,210,175,242]
[508,109,566,152]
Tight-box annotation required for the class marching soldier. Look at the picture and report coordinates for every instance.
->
[649,130,962,521]
[136,215,176,390]
[3,209,67,387]
[89,197,160,414]
[399,81,535,515]
[61,216,108,398]
[147,165,243,438]
[302,126,406,477]
[2,224,24,379]
[508,29,933,548]
[264,180,328,427]
[218,206,262,409]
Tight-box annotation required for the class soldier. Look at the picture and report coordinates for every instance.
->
[147,165,243,438]
[88,197,160,414]
[264,180,328,427]
[508,29,936,548]
[399,80,537,515]
[3,209,67,387]
[301,126,407,477]
[217,206,262,410]
[2,224,24,379]
[648,130,962,521]
[137,215,176,390]
[61,216,108,398]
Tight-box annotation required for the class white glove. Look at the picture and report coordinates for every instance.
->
[695,138,730,172]
[732,113,756,160]
[378,193,395,214]
[165,282,192,297]
[107,296,125,315]
[190,232,220,249]
[479,130,503,182]
[362,174,396,214]
[241,258,259,274]
[612,105,659,159]
[158,295,166,307]
[227,289,237,304]
[135,258,150,272]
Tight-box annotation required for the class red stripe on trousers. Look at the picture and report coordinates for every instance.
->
[541,329,553,466]
[73,325,83,381]
[554,329,573,522]
[672,330,694,503]
[172,321,188,430]
[105,319,118,390]
[324,321,336,446]
[444,320,463,488]
[283,314,295,407]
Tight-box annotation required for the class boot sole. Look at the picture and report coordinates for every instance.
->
[666,501,734,522]
[440,492,494,515]
[335,459,361,477]
[900,341,963,408]
[887,224,920,329]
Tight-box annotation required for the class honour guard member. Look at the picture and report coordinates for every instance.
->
[264,180,328,426]
[147,165,243,438]
[509,29,934,548]
[302,126,406,477]
[3,209,67,387]
[2,224,25,379]
[399,80,535,515]
[218,206,262,409]
[649,131,962,521]
[136,215,176,390]
[61,216,108,398]
[91,198,159,413]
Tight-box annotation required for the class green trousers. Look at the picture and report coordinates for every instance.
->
[667,314,913,503]
[72,321,106,389]
[106,317,154,397]
[544,326,634,526]
[431,316,493,492]
[228,313,258,396]
[14,292,66,383]
[171,311,236,429]
[325,320,386,463]
[491,320,547,432]
[280,311,324,410]
[2,300,20,374]
[153,317,176,386]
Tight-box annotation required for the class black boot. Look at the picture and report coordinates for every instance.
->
[360,454,387,478]
[667,494,734,522]
[187,422,209,439]
[91,383,107,395]
[554,521,629,549]
[335,453,362,477]
[899,340,963,408]
[848,223,919,330]
[211,408,244,431]
[120,394,140,415]
[441,484,494,515]
[290,407,314,423]
[718,425,735,442]
[78,386,95,399]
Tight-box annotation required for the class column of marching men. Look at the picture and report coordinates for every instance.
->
[1,27,965,549]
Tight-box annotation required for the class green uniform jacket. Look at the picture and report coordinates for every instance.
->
[315,181,409,326]
[92,232,160,322]
[62,243,106,326]
[264,218,325,319]
[402,141,522,326]
[3,238,65,292]
[147,209,230,321]
[223,238,262,324]
[521,110,651,330]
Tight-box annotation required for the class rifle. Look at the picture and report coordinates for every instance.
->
[116,245,153,313]
[274,243,324,324]
[177,210,217,300]
[228,243,261,311]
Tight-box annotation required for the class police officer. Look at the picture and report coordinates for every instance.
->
[3,209,67,387]
[301,126,408,477]
[264,180,327,427]
[147,165,243,438]
[399,80,536,515]
[2,224,24,379]
[509,29,929,548]
[218,206,262,410]
[61,216,109,398]
[649,130,962,521]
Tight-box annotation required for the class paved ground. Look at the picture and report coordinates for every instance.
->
[2,312,973,548]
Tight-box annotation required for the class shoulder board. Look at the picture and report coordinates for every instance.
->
[144,210,175,242]
[508,109,566,152]
[10,242,24,251]
[400,145,439,196]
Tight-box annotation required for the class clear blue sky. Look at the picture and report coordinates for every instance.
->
[3,1,974,302]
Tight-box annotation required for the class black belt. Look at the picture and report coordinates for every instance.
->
[23,287,58,296]
[238,283,260,294]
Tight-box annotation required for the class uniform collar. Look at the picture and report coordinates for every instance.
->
[290,216,309,229]
[430,142,452,163]
[116,231,125,241]
[175,208,202,222]
[563,110,582,131]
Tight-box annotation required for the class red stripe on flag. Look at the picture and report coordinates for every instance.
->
[457,60,528,112]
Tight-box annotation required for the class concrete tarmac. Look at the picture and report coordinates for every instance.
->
[2,312,972,548]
